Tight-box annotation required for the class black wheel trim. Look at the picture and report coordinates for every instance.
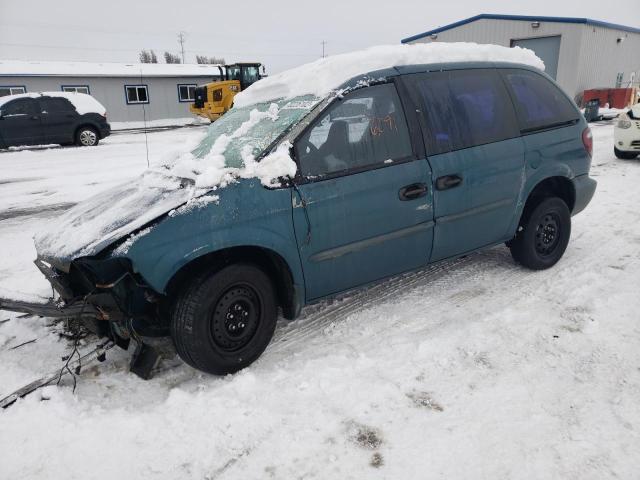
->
[534,212,561,256]
[210,283,262,352]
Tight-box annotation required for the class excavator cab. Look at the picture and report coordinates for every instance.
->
[191,63,263,121]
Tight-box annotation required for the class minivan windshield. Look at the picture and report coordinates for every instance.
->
[190,95,320,169]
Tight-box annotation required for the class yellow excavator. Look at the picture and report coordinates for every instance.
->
[190,63,263,121]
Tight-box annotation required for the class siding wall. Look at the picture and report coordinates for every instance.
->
[406,18,640,100]
[0,75,218,123]
[576,25,640,95]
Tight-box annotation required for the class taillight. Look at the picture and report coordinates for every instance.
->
[582,127,593,157]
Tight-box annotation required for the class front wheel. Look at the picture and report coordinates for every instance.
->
[509,197,571,270]
[171,264,278,375]
[75,126,99,146]
[614,147,638,160]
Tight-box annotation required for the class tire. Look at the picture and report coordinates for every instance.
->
[171,263,278,375]
[75,126,99,147]
[614,147,638,160]
[509,197,571,270]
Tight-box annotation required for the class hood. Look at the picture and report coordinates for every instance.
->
[34,172,196,263]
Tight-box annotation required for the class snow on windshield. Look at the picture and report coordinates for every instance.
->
[234,42,545,108]
[34,97,317,260]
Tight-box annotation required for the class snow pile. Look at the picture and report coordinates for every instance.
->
[235,42,545,107]
[0,91,106,116]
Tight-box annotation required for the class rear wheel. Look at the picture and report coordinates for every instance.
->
[614,147,638,160]
[171,264,277,375]
[75,126,99,146]
[509,197,571,270]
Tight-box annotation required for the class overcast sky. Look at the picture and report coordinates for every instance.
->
[1,0,638,73]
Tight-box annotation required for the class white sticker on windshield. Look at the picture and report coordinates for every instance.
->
[281,99,319,110]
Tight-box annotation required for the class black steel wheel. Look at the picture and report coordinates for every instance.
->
[509,197,571,270]
[171,264,277,375]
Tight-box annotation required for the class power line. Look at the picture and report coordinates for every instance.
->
[0,41,319,58]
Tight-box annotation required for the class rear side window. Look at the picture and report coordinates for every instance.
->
[501,69,578,132]
[40,97,76,113]
[405,69,518,155]
[295,83,413,178]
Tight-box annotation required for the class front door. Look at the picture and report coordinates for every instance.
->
[0,98,43,147]
[401,69,525,261]
[38,96,78,144]
[292,82,434,300]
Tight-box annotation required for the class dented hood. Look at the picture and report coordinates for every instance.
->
[34,172,195,264]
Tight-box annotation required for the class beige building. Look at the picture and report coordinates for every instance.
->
[402,14,640,102]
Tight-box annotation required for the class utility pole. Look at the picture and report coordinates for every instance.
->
[178,31,187,63]
[321,40,327,58]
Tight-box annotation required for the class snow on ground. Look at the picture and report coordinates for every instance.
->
[1,123,639,479]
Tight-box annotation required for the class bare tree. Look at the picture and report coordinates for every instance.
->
[139,50,159,63]
[196,55,225,65]
[139,50,151,63]
[164,52,182,64]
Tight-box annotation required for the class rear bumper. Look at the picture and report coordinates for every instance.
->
[572,174,597,216]
[99,123,111,139]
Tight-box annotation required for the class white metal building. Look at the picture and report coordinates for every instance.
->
[402,14,640,102]
[0,61,223,125]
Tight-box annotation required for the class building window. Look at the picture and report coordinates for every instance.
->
[178,84,196,102]
[125,85,149,104]
[0,86,26,97]
[62,85,90,94]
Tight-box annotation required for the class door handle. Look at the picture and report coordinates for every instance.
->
[399,182,428,201]
[29,115,40,120]
[436,174,462,191]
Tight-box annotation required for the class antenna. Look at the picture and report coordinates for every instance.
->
[321,40,327,58]
[178,31,187,63]
[140,68,150,168]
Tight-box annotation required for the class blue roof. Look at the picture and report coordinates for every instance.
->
[401,14,640,44]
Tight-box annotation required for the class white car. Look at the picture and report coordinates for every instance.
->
[614,104,640,159]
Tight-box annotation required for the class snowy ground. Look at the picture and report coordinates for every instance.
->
[0,123,639,479]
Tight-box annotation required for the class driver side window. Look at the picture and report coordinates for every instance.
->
[3,98,37,116]
[295,83,413,178]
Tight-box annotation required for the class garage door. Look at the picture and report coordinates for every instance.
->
[511,36,561,80]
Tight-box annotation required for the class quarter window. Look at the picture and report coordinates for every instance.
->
[405,69,519,155]
[0,86,26,97]
[502,69,578,132]
[125,85,149,104]
[178,84,196,102]
[295,83,413,178]
[62,85,89,94]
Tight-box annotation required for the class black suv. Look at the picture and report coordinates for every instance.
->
[0,93,110,148]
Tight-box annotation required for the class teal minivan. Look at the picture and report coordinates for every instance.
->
[8,52,596,376]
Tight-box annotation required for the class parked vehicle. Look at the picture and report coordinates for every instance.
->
[614,104,640,159]
[0,45,596,377]
[191,63,263,121]
[0,92,110,149]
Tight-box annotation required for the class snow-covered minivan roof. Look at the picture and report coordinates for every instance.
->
[0,91,106,116]
[234,42,545,108]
